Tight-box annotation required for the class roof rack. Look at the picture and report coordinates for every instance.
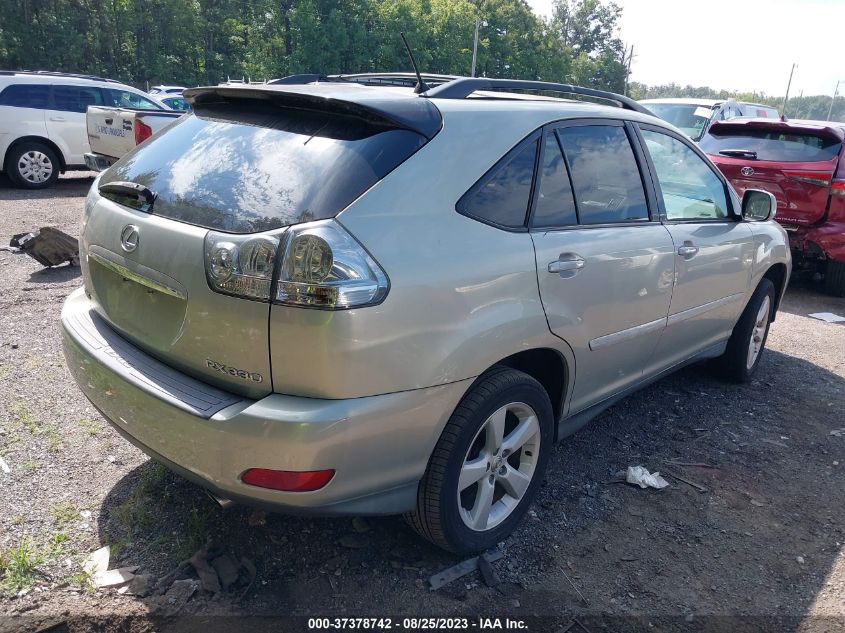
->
[270,72,460,88]
[422,78,652,115]
[0,70,123,84]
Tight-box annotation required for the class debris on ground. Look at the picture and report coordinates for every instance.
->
[624,466,670,490]
[808,312,845,323]
[476,554,500,587]
[93,567,138,588]
[125,573,154,597]
[82,546,110,577]
[155,578,200,616]
[831,429,844,437]
[0,456,10,474]
[9,227,79,267]
[429,549,505,590]
[663,470,708,493]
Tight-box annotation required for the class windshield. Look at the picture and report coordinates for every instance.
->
[646,104,714,140]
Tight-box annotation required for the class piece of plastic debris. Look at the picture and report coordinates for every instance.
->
[625,466,669,490]
[10,227,79,267]
[429,549,505,590]
[93,566,138,588]
[80,510,92,520]
[797,556,805,564]
[831,429,844,437]
[0,456,10,474]
[809,312,845,323]
[82,546,110,577]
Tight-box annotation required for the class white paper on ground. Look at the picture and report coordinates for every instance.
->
[626,466,670,490]
[0,456,9,474]
[809,312,845,323]
[82,546,110,577]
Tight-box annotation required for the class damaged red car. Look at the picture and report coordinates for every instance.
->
[702,119,845,295]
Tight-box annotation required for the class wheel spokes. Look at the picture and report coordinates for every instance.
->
[485,406,506,454]
[502,415,539,454]
[468,478,495,530]
[459,455,489,492]
[498,464,531,499]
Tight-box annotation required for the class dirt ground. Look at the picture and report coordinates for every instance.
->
[1,174,844,633]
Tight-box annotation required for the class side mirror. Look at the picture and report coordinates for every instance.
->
[742,189,777,221]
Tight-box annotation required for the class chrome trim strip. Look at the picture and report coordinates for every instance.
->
[589,317,666,351]
[88,251,187,300]
[667,292,745,326]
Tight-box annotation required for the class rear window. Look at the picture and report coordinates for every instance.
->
[99,102,429,233]
[701,128,842,162]
[0,83,50,109]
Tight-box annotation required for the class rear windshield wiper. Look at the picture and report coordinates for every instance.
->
[98,180,157,213]
[718,149,758,159]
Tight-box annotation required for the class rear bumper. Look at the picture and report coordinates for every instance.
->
[83,153,116,172]
[786,221,845,264]
[61,288,469,515]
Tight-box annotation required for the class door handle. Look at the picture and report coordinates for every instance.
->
[677,241,700,259]
[49,116,66,122]
[548,254,586,276]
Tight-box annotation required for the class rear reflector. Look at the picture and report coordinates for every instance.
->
[783,170,832,187]
[134,120,153,145]
[241,468,335,492]
[831,179,845,197]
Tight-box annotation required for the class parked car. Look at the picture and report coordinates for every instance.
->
[61,75,790,553]
[0,71,167,188]
[701,118,845,296]
[149,85,186,95]
[640,98,780,141]
[159,95,191,112]
[85,104,182,171]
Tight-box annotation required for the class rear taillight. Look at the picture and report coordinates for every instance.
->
[783,170,832,187]
[134,120,153,145]
[203,219,388,309]
[830,179,845,197]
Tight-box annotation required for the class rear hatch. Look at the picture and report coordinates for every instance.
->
[701,120,844,226]
[82,85,439,397]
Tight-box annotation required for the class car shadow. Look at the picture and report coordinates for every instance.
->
[28,263,81,282]
[96,347,845,621]
[778,277,845,320]
[0,172,95,200]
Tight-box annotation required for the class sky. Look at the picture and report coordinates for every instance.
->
[525,0,844,97]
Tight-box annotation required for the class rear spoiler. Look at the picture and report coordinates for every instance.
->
[709,119,845,142]
[183,85,442,140]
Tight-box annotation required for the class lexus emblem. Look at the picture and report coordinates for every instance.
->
[741,167,755,177]
[120,225,139,252]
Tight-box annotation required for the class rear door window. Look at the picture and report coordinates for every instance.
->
[100,101,429,233]
[0,83,50,109]
[701,128,842,162]
[532,133,577,228]
[51,85,105,113]
[459,139,538,229]
[556,125,649,224]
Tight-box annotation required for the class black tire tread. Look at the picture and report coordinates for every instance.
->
[6,141,59,190]
[714,278,775,383]
[824,260,845,298]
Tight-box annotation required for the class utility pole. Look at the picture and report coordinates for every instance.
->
[624,44,634,96]
[826,80,843,121]
[471,18,487,78]
[781,63,796,118]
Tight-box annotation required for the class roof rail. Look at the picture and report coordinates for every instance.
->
[0,70,123,84]
[422,78,652,115]
[270,72,460,88]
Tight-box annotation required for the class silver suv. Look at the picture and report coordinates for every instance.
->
[61,74,791,553]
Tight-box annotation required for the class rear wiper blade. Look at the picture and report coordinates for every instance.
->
[98,180,157,212]
[719,149,758,159]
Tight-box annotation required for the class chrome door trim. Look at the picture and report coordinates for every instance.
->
[667,292,744,326]
[88,248,187,300]
[589,316,667,351]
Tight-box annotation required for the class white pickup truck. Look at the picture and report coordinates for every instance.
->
[84,106,183,171]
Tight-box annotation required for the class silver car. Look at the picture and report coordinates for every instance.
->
[61,74,791,553]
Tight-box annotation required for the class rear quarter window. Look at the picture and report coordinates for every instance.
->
[0,83,50,109]
[701,129,842,162]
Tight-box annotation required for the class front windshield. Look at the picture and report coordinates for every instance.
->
[646,103,714,140]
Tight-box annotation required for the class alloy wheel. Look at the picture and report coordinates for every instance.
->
[457,402,541,531]
[746,295,771,369]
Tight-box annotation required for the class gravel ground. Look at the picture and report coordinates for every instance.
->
[1,175,844,632]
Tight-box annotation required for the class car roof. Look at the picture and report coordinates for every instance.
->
[640,98,720,107]
[0,72,136,90]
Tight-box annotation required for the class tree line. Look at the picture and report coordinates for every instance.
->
[630,82,845,123]
[0,0,629,92]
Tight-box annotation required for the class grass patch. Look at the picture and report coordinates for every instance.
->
[9,401,38,435]
[50,502,79,529]
[0,363,11,380]
[44,423,62,452]
[174,504,209,561]
[111,465,167,535]
[0,537,44,595]
[78,418,102,436]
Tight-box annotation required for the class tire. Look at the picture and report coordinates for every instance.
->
[713,278,776,383]
[5,141,60,189]
[406,367,554,554]
[823,260,845,298]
